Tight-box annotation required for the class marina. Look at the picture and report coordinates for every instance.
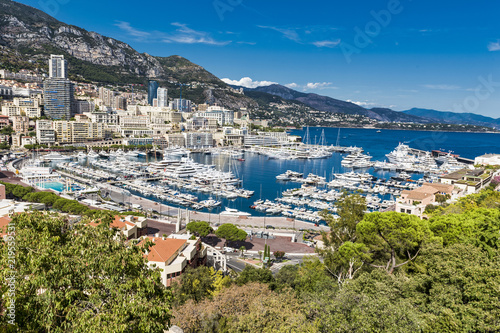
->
[14,128,500,227]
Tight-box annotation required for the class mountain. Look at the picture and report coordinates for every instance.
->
[402,108,500,129]
[0,0,220,84]
[246,84,430,123]
[0,0,497,129]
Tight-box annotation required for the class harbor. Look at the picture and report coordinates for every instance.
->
[12,126,496,229]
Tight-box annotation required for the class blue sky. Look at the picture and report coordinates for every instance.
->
[18,0,500,117]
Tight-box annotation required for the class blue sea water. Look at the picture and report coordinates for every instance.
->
[187,127,500,216]
[75,127,500,219]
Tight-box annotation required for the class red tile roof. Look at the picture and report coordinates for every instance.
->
[138,237,187,263]
[0,216,12,237]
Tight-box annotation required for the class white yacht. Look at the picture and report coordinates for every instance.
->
[386,143,417,164]
[87,150,99,160]
[99,151,110,158]
[41,152,71,162]
[76,151,87,161]
[220,207,251,216]
[147,159,180,173]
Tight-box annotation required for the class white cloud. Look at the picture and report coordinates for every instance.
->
[422,84,461,90]
[305,82,335,90]
[258,25,300,42]
[312,39,341,48]
[114,21,150,38]
[347,100,376,107]
[285,83,299,88]
[221,77,277,88]
[164,23,230,46]
[115,21,230,46]
[488,40,500,51]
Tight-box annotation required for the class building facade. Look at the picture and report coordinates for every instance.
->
[43,78,74,119]
[36,120,56,145]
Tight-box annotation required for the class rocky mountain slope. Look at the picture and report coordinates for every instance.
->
[0,0,497,129]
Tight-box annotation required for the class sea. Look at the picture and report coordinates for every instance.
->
[182,127,500,216]
[71,127,500,219]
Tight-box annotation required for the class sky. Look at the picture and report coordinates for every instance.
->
[16,0,500,117]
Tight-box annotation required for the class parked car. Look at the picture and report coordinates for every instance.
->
[265,225,275,229]
[223,247,236,253]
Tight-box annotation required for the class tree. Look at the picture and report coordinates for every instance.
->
[317,193,367,285]
[235,265,274,286]
[273,250,285,261]
[0,212,173,332]
[172,266,215,306]
[408,243,500,332]
[357,212,434,274]
[172,283,314,333]
[0,125,14,136]
[435,193,451,204]
[215,223,247,246]
[186,221,213,237]
[429,208,500,256]
[320,192,366,247]
[239,245,246,258]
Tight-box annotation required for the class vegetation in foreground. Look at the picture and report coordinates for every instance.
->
[0,184,499,332]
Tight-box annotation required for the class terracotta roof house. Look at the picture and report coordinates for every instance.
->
[396,182,455,218]
[138,236,207,287]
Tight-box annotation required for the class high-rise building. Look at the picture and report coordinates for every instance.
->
[43,78,74,119]
[44,54,74,119]
[171,98,192,112]
[147,80,159,106]
[49,55,67,79]
[157,87,168,107]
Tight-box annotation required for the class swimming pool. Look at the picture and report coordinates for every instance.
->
[37,181,65,192]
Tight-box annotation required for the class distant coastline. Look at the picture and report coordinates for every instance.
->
[294,125,499,134]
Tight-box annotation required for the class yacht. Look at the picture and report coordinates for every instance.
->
[41,152,71,162]
[99,151,110,158]
[87,150,99,160]
[164,147,189,157]
[385,143,417,164]
[147,159,179,173]
[125,150,140,158]
[220,207,251,216]
[76,151,87,161]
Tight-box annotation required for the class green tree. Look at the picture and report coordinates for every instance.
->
[0,125,14,136]
[409,243,500,332]
[357,212,434,274]
[235,265,274,286]
[186,221,213,237]
[0,212,173,332]
[273,250,285,261]
[317,192,367,284]
[429,208,500,256]
[215,223,247,246]
[172,266,215,306]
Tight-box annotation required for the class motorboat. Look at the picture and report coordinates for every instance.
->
[41,152,71,162]
[220,207,251,216]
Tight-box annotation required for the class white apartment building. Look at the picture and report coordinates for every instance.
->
[1,98,42,118]
[119,115,150,128]
[194,106,235,126]
[84,112,119,125]
[53,121,104,144]
[183,132,213,148]
[157,88,168,108]
[36,120,56,145]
